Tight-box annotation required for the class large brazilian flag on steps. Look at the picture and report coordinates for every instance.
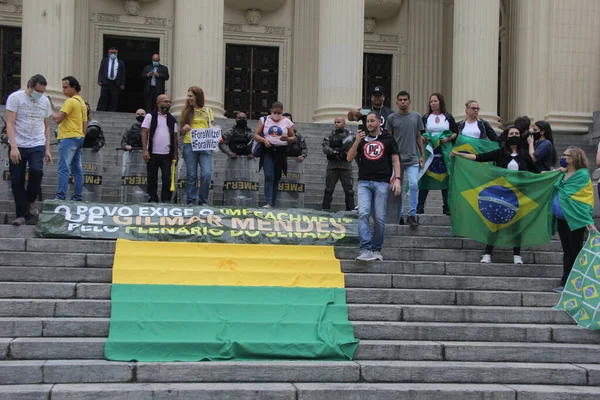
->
[449,156,562,247]
[104,239,359,361]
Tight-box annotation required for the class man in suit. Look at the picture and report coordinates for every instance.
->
[141,53,169,112]
[96,47,126,112]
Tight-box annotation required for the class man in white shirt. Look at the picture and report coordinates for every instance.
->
[5,74,52,226]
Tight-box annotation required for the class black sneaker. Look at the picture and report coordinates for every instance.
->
[416,206,425,215]
[443,206,451,216]
[398,217,405,225]
[407,216,419,227]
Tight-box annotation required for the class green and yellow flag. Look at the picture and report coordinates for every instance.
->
[418,130,453,190]
[555,232,600,330]
[449,156,562,247]
[452,134,500,158]
[554,168,594,231]
[104,240,359,361]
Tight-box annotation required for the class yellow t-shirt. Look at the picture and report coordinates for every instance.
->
[57,95,87,140]
[183,106,214,144]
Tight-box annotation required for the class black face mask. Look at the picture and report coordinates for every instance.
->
[533,132,541,141]
[236,119,247,129]
[159,106,170,114]
[136,115,145,123]
[507,136,521,146]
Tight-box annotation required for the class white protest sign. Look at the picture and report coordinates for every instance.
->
[191,127,222,152]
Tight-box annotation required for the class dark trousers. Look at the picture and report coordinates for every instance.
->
[322,168,354,211]
[146,154,172,203]
[97,80,120,112]
[9,145,44,218]
[144,86,159,113]
[485,245,521,256]
[557,218,586,285]
[418,189,448,209]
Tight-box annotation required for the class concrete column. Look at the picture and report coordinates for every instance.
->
[502,0,550,125]
[21,0,80,104]
[312,0,364,123]
[172,0,225,118]
[451,0,500,128]
[290,0,319,123]
[406,0,444,114]
[544,0,600,133]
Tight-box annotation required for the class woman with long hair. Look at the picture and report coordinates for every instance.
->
[453,125,540,264]
[179,86,213,205]
[418,92,458,216]
[553,146,596,292]
[527,120,558,171]
[253,101,296,208]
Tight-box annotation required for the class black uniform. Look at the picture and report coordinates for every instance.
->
[322,128,355,211]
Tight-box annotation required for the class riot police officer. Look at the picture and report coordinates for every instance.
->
[322,117,355,211]
[83,102,105,152]
[219,112,254,158]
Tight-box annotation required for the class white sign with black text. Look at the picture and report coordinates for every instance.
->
[191,127,222,152]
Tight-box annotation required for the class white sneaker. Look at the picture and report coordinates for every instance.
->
[480,254,491,263]
[513,255,523,264]
[372,251,383,261]
[356,250,377,261]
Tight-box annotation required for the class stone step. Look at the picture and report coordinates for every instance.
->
[2,316,596,344]
[0,359,596,386]
[5,338,600,365]
[0,298,572,324]
[3,382,600,400]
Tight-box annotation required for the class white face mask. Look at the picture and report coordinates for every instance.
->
[30,91,43,100]
[271,114,282,122]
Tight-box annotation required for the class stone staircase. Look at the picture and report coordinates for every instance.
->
[2,216,600,398]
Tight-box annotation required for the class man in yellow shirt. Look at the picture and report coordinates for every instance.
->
[49,76,88,200]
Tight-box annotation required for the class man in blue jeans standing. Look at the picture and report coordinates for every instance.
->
[347,111,401,261]
[5,74,53,226]
[50,76,87,202]
[385,91,425,226]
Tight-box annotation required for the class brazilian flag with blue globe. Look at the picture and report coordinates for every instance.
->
[450,156,562,247]
[555,233,600,330]
[419,130,454,190]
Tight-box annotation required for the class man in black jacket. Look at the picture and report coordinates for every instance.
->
[121,109,146,150]
[96,47,126,112]
[141,54,170,112]
[219,112,254,158]
[322,117,355,211]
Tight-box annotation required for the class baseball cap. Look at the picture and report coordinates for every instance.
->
[372,85,385,95]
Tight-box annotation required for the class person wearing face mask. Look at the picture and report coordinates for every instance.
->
[252,101,296,208]
[552,147,596,292]
[141,95,178,203]
[453,125,540,264]
[141,53,169,113]
[96,47,126,112]
[121,109,146,150]
[282,113,308,162]
[219,112,254,158]
[322,117,355,211]
[5,74,52,226]
[526,120,558,171]
[82,102,105,153]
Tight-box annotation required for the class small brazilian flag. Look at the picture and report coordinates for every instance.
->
[418,130,453,190]
[450,156,562,247]
[555,232,600,330]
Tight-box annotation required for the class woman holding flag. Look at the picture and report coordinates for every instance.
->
[417,93,458,216]
[553,147,596,293]
[453,125,539,264]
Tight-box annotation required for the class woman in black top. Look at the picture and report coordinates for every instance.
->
[453,125,540,264]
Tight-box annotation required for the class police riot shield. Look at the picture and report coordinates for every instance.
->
[121,150,148,203]
[72,149,102,202]
[175,156,214,205]
[222,156,259,207]
[277,159,306,209]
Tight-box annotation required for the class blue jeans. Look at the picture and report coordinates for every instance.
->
[9,145,45,218]
[183,144,212,205]
[358,180,389,252]
[55,137,83,200]
[263,153,282,206]
[400,164,419,217]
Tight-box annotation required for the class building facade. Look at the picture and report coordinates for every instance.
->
[0,0,599,132]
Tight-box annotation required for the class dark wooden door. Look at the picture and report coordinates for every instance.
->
[0,26,22,105]
[362,53,392,108]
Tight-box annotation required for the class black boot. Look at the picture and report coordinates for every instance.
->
[416,204,425,214]
[443,205,450,216]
